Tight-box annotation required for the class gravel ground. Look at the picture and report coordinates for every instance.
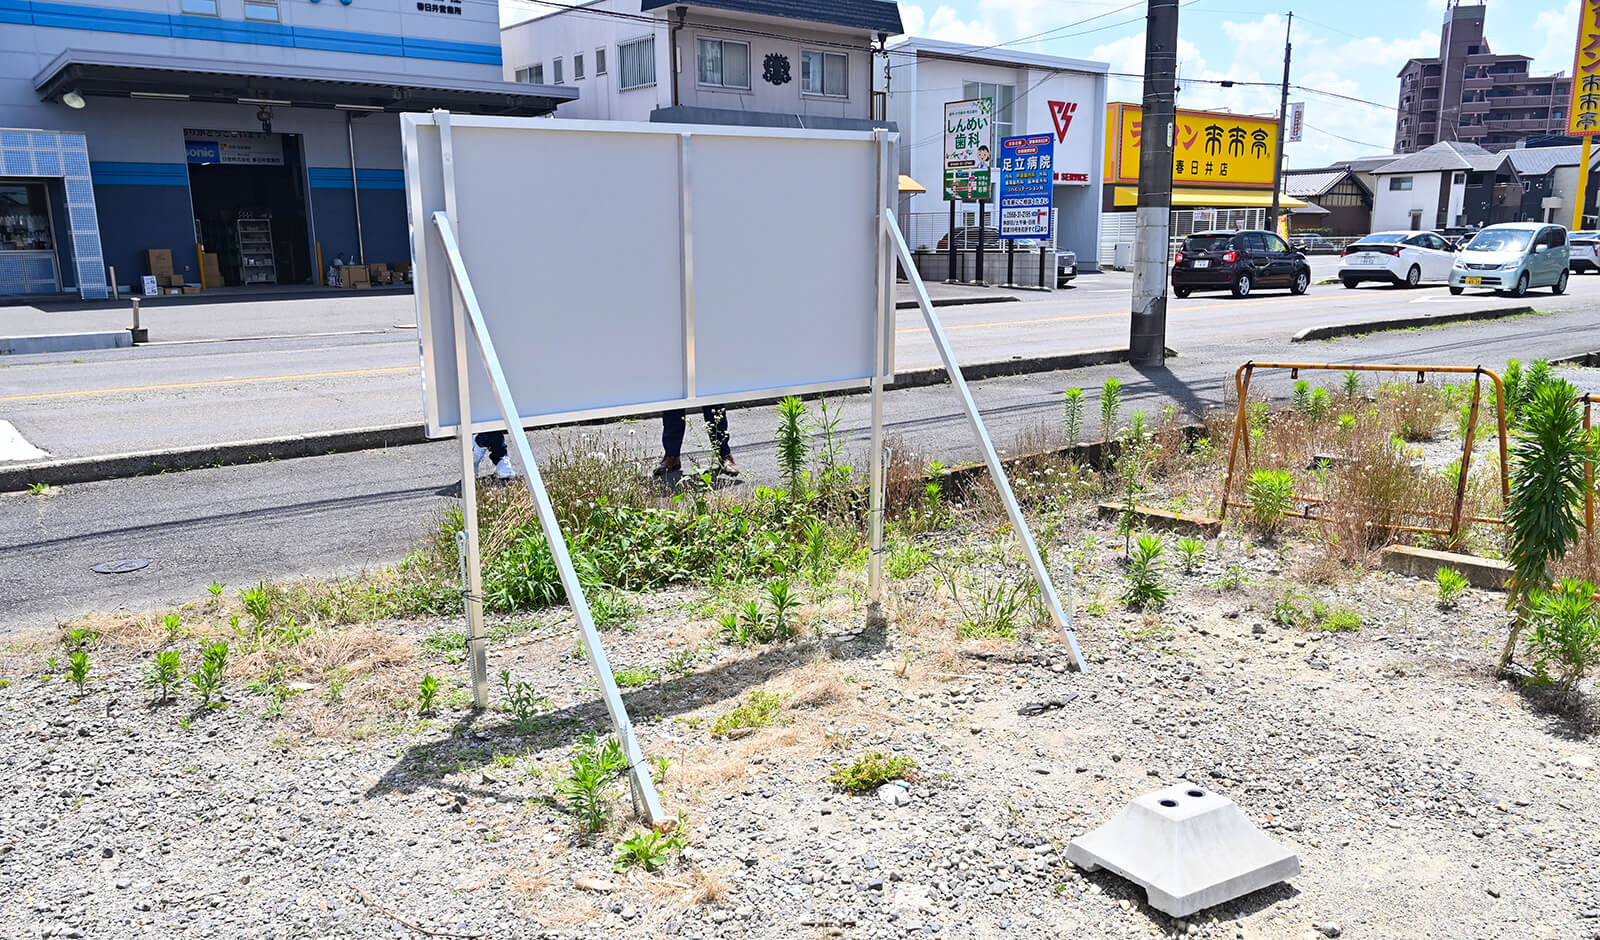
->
[1,517,1597,940]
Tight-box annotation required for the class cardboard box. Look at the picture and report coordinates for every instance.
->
[145,248,174,277]
[182,286,201,295]
[140,275,159,295]
[164,274,185,288]
[202,252,223,287]
[337,265,369,288]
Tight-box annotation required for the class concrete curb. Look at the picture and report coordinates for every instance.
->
[0,331,132,355]
[0,346,1158,492]
[1290,304,1534,342]
[894,294,1019,310]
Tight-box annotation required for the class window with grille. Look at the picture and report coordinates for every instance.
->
[619,37,655,90]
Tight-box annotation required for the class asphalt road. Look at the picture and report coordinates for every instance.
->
[3,261,1596,461]
[4,292,1599,631]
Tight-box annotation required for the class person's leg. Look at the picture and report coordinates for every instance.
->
[656,409,687,475]
[474,431,508,464]
[702,406,738,474]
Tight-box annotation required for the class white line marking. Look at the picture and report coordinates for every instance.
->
[0,419,49,462]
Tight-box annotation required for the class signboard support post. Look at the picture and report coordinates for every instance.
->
[436,111,490,711]
[869,130,890,598]
[976,201,987,284]
[431,210,666,824]
[885,208,1088,673]
[1574,136,1593,231]
[1006,239,1014,287]
[947,201,958,281]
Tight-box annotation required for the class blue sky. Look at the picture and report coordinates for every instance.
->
[501,1,1583,168]
[896,0,1582,167]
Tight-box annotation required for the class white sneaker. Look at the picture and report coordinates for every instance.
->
[494,456,515,480]
[473,444,489,474]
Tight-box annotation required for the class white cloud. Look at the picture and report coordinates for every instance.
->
[1530,0,1580,77]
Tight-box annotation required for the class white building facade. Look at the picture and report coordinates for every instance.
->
[883,38,1108,270]
[500,0,901,129]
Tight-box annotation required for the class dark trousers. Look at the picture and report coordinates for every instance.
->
[662,407,730,460]
[474,431,507,464]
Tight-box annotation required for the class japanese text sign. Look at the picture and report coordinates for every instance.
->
[998,135,1054,239]
[1568,0,1600,135]
[944,98,993,200]
[1104,103,1277,189]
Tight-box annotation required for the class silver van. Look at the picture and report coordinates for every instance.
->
[1448,222,1569,297]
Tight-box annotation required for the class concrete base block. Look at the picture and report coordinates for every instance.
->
[1379,545,1509,590]
[0,331,132,355]
[1067,781,1299,918]
[1096,503,1222,537]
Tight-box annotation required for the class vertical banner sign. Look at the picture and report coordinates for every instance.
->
[1570,1,1600,135]
[944,98,993,200]
[998,135,1054,239]
[1286,102,1305,142]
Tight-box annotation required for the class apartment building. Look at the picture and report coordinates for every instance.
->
[1394,1,1572,154]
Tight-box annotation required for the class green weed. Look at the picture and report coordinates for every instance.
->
[1175,536,1205,573]
[1062,388,1085,446]
[418,673,440,714]
[558,734,628,832]
[1435,567,1469,609]
[1121,534,1169,611]
[66,651,90,694]
[828,752,918,792]
[614,826,687,873]
[711,690,786,736]
[189,641,229,708]
[144,650,181,703]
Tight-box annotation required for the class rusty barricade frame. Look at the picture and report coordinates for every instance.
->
[1218,361,1511,549]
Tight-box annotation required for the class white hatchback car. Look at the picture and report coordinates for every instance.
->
[1339,230,1458,288]
[1569,231,1600,273]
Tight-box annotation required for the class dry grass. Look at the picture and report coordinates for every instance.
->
[694,869,732,905]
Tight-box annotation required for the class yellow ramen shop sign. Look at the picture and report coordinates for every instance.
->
[1105,103,1279,189]
[1568,0,1600,135]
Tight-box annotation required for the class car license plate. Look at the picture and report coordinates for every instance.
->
[1464,276,1482,286]
[1193,260,1210,268]
[1355,254,1377,264]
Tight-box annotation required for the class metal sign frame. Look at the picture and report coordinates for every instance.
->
[411,112,1084,827]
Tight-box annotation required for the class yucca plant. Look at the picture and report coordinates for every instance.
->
[1499,381,1595,672]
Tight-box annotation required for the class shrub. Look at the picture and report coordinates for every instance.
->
[1175,537,1205,573]
[1062,388,1085,446]
[1121,534,1169,611]
[829,752,918,792]
[1524,579,1600,697]
[1246,469,1295,537]
[1501,381,1594,670]
[1435,567,1469,609]
[1100,378,1122,442]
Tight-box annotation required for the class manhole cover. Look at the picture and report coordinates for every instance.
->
[92,559,149,574]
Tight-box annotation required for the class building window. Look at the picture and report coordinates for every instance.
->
[1389,177,1413,191]
[962,81,1015,141]
[595,47,607,76]
[515,65,545,84]
[243,0,278,20]
[553,57,564,84]
[1453,172,1465,184]
[574,53,584,80]
[179,0,217,14]
[618,36,655,90]
[802,50,849,97]
[697,38,750,89]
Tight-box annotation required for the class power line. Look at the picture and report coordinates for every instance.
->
[1303,121,1391,150]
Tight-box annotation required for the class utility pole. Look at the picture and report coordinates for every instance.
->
[1268,12,1294,236]
[1129,0,1180,367]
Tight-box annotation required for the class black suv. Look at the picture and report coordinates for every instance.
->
[1170,230,1312,298]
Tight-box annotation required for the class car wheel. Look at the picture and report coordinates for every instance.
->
[1511,271,1529,298]
[1290,270,1310,295]
[1231,273,1252,298]
[1553,269,1569,295]
[1448,285,1464,295]
[1341,277,1358,289]
[1173,286,1191,298]
[1405,264,1421,287]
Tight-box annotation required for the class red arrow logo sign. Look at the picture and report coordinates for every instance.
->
[1048,100,1077,142]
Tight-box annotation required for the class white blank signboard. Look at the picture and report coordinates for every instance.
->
[402,113,896,436]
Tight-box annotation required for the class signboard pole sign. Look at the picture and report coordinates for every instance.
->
[1286,102,1305,142]
[1568,2,1600,136]
[944,97,993,200]
[998,134,1054,240]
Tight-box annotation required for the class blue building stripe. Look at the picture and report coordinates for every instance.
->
[308,167,405,190]
[90,161,190,186]
[14,0,500,65]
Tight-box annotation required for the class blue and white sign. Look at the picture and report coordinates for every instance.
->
[998,134,1053,239]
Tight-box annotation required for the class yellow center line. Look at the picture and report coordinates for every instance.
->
[0,365,416,403]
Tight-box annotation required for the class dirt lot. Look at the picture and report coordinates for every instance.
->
[2,504,1596,940]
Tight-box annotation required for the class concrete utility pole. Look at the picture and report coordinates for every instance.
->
[1268,12,1294,235]
[1130,0,1180,367]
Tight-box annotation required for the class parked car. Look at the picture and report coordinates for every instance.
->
[1291,234,1339,255]
[936,226,1001,250]
[1447,222,1569,297]
[1339,230,1458,288]
[1055,248,1077,287]
[1569,231,1599,273]
[1170,230,1311,298]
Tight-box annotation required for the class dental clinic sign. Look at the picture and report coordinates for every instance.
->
[998,135,1053,239]
[943,97,993,200]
